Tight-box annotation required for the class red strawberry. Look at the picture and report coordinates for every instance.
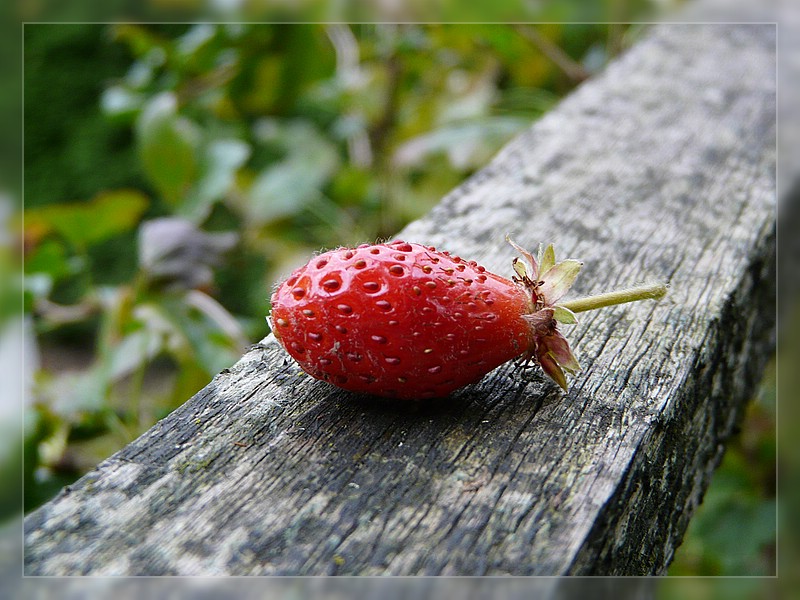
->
[269,239,666,399]
[271,240,550,399]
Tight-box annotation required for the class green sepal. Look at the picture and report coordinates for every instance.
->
[553,305,578,324]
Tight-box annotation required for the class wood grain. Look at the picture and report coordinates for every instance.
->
[24,23,776,576]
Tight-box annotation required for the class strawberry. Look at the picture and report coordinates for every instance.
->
[269,239,666,400]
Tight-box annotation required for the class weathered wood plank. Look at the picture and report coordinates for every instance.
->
[24,23,775,576]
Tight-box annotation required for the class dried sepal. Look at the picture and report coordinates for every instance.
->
[539,259,582,305]
[521,308,581,390]
[506,235,539,281]
[538,352,568,391]
[539,243,556,275]
[512,257,528,280]
[542,330,581,374]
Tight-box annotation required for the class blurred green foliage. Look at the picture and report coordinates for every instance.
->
[16,21,775,578]
[21,23,605,517]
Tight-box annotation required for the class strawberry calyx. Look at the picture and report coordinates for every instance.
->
[506,236,667,391]
[506,236,582,390]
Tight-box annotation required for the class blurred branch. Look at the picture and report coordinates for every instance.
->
[514,25,590,83]
[176,62,238,106]
[34,297,100,327]
[606,22,626,59]
[185,289,248,352]
[138,218,237,291]
[370,53,402,163]
[327,23,359,80]
[326,24,372,167]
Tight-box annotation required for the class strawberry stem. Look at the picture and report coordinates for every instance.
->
[559,283,667,313]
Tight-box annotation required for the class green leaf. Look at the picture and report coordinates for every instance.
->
[246,160,320,223]
[245,120,339,225]
[24,190,149,249]
[107,329,164,381]
[156,297,240,376]
[23,275,51,311]
[50,369,108,417]
[100,85,145,119]
[24,239,71,279]
[110,23,166,60]
[136,93,200,208]
[180,139,251,222]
